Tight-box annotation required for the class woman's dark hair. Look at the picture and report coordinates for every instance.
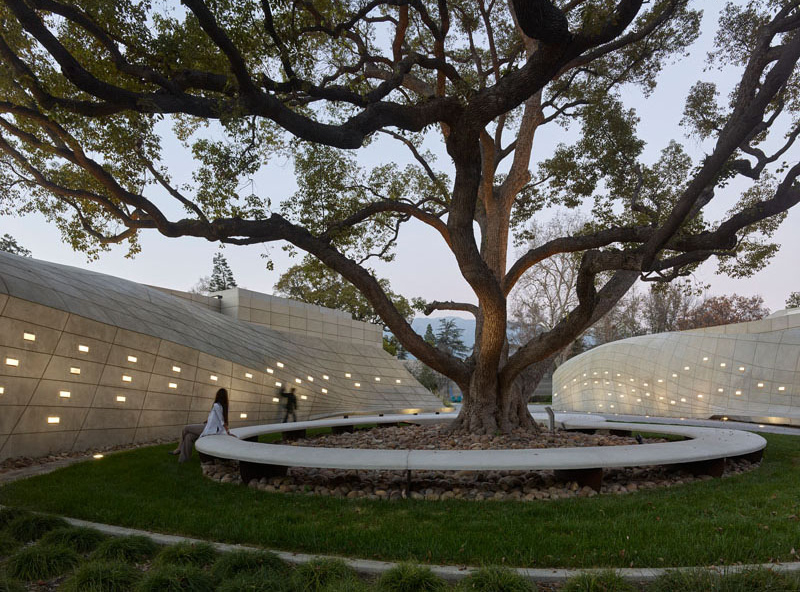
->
[214,388,229,425]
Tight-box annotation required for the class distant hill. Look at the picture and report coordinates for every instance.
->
[410,317,476,350]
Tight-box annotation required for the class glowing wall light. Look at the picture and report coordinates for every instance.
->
[127,355,138,363]
[122,374,132,382]
[275,381,282,387]
[321,388,328,394]
[70,367,81,375]
[116,395,126,402]
[172,366,181,373]
[323,375,329,380]
[210,375,218,381]
[47,416,60,424]
[59,391,70,398]
[78,344,89,353]
[5,358,19,367]
[300,395,308,400]
[168,382,177,389]
[23,332,35,341]
[354,382,361,387]
[0,387,4,395]
[295,378,302,384]
[267,368,274,374]
[245,372,253,379]
[307,376,314,382]
[396,379,401,384]
[92,454,104,459]
[240,413,248,419]
[345,372,351,378]
[276,362,284,368]
[272,397,280,403]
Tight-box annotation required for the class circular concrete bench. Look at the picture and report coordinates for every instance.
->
[194,413,766,492]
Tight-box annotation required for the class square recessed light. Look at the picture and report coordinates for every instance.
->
[295,378,301,384]
[300,395,307,400]
[354,382,361,387]
[307,376,313,382]
[375,377,381,382]
[0,387,4,395]
[396,379,401,384]
[345,373,351,378]
[323,375,329,380]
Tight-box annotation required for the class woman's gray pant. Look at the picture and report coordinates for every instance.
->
[178,424,205,463]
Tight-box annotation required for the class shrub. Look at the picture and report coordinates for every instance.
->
[5,544,81,580]
[7,513,69,542]
[40,526,106,554]
[216,569,291,592]
[61,561,141,592]
[0,508,31,530]
[561,570,638,592]
[211,549,288,580]
[377,563,447,592]
[649,567,800,592]
[290,558,361,592]
[154,542,217,568]
[91,535,159,563]
[135,565,215,592]
[0,531,21,558]
[456,566,533,592]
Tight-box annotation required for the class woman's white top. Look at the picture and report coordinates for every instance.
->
[200,402,226,437]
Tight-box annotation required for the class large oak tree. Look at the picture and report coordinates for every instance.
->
[1,0,799,433]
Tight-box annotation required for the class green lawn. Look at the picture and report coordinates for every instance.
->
[1,433,799,569]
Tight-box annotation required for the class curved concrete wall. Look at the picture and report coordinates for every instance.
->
[553,309,800,424]
[0,253,441,460]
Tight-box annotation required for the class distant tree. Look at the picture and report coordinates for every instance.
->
[275,257,415,325]
[587,290,644,346]
[382,335,408,360]
[189,276,212,295]
[787,292,800,309]
[434,319,469,358]
[423,324,437,347]
[640,281,699,334]
[677,294,770,330]
[208,253,238,292]
[0,234,31,257]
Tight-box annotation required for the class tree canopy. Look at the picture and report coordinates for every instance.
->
[0,0,799,432]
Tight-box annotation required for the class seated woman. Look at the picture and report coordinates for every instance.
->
[171,387,236,463]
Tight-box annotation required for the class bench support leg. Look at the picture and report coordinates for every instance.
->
[239,461,288,484]
[553,468,603,492]
[332,425,355,434]
[729,449,763,464]
[675,457,725,478]
[282,429,307,441]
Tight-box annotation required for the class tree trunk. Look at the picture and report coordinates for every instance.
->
[451,367,537,434]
